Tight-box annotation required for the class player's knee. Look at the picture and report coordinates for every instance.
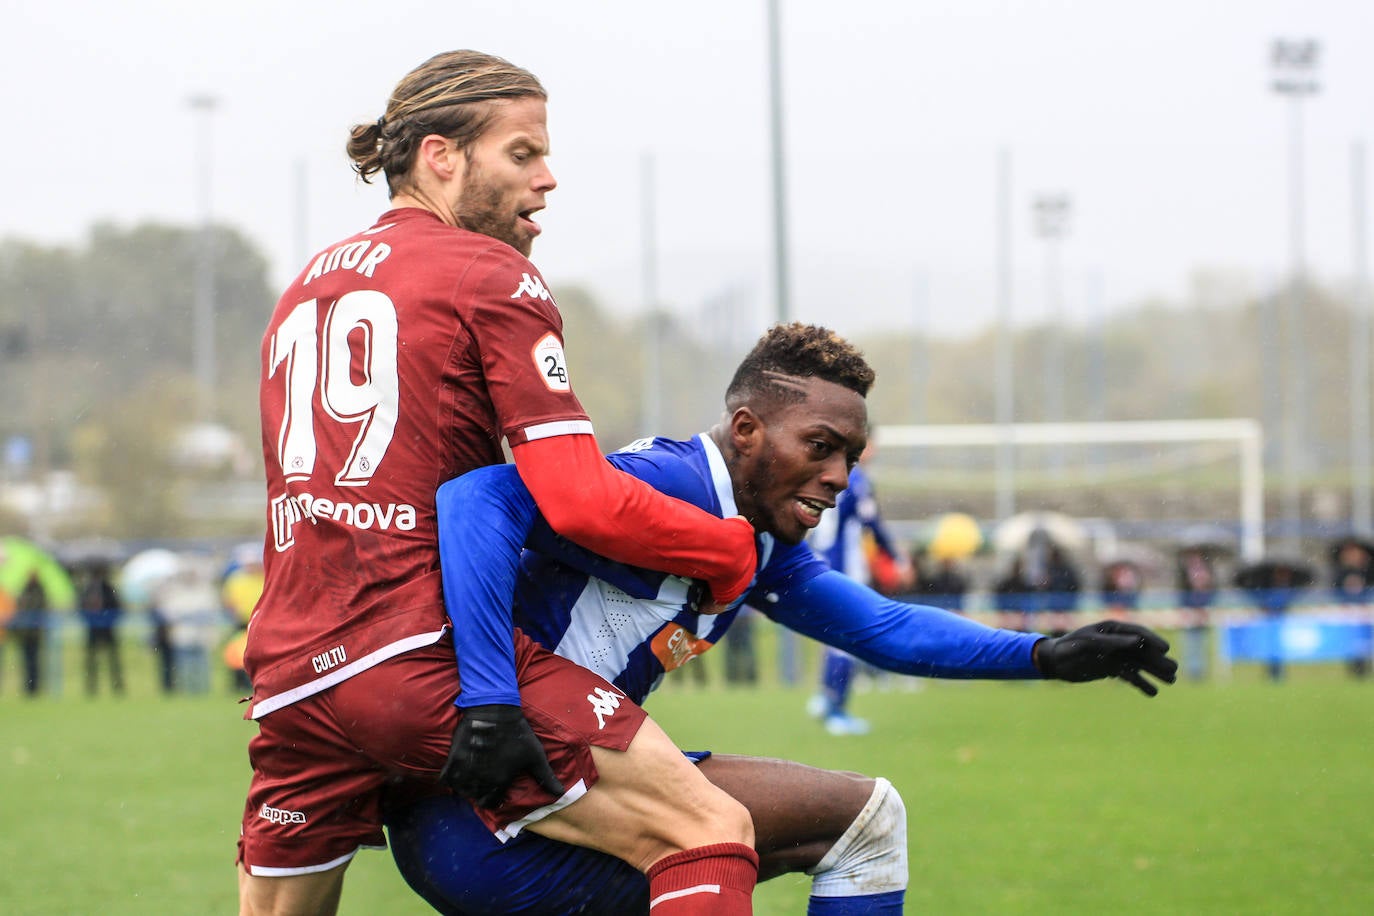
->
[807,776,907,896]
[649,782,753,863]
[702,785,755,849]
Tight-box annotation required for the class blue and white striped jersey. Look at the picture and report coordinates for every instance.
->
[438,434,1043,707]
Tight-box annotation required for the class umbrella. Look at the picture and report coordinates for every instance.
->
[118,548,183,607]
[56,537,131,571]
[0,536,79,614]
[993,511,1088,554]
[1176,523,1237,559]
[1233,557,1315,591]
[1099,542,1168,578]
[925,512,983,561]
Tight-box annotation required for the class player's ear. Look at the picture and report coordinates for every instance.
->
[417,134,462,181]
[730,407,762,455]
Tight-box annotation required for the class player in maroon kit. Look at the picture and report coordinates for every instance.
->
[236,50,759,916]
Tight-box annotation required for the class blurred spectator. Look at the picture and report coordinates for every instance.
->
[155,559,223,694]
[1329,537,1374,678]
[220,547,264,692]
[1176,548,1219,682]
[77,562,125,696]
[721,605,759,685]
[10,573,48,696]
[147,597,175,694]
[1100,560,1143,620]
[1235,559,1313,683]
[993,556,1035,631]
[921,555,969,613]
[14,573,49,695]
[1041,544,1081,637]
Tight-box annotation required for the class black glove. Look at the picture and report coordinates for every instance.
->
[1036,621,1179,697]
[440,704,565,809]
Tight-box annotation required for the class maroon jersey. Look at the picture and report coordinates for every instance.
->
[245,208,591,717]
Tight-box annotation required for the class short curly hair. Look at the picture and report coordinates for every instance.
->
[724,323,875,414]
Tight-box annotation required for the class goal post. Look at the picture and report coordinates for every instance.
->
[874,419,1265,561]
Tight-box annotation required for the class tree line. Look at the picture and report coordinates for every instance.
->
[0,221,1364,538]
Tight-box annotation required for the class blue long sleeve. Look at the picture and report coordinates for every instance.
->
[436,466,539,707]
[760,567,1044,679]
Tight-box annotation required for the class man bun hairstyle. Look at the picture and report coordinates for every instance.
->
[346,50,547,196]
[725,322,875,413]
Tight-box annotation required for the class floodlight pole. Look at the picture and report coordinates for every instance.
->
[189,93,219,423]
[640,151,663,436]
[766,0,791,325]
[1033,193,1071,476]
[1270,38,1320,543]
[1353,140,1372,533]
[994,148,1016,519]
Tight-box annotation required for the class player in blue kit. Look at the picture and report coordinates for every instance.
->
[391,323,1178,914]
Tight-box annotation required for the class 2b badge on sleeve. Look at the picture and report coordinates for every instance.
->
[532,332,571,392]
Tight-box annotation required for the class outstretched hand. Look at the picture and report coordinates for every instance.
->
[1035,621,1179,697]
[440,704,565,809]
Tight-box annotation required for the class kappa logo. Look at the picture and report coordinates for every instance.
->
[510,272,553,303]
[588,687,626,729]
[259,803,308,825]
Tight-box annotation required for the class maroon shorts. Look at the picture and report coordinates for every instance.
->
[237,629,647,875]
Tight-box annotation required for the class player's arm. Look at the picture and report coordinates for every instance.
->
[436,465,563,808]
[439,448,718,708]
[762,564,1042,678]
[436,446,746,805]
[471,252,755,607]
[513,434,755,605]
[758,555,1176,694]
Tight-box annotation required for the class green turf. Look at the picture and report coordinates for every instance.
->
[2,631,1371,914]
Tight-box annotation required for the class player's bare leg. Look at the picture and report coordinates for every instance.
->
[702,754,908,910]
[527,716,753,869]
[697,755,874,877]
[237,861,346,916]
[528,716,758,913]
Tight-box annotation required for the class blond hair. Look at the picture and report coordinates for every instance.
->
[345,50,546,196]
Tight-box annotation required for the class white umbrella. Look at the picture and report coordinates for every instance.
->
[993,511,1088,554]
[118,548,183,607]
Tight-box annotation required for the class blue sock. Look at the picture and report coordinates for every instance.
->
[809,890,905,914]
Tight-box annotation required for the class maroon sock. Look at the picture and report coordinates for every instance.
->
[646,841,759,914]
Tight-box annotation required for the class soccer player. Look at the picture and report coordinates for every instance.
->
[238,50,763,916]
[386,323,1179,914]
[805,440,914,735]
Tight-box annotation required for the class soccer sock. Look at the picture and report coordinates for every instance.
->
[646,842,758,914]
[807,777,907,913]
[808,891,905,915]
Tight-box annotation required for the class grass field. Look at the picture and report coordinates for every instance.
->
[2,629,1371,914]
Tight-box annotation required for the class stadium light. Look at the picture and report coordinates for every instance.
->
[189,93,219,422]
[1269,38,1320,542]
[1033,193,1072,475]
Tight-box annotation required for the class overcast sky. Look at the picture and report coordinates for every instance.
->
[4,0,1370,340]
